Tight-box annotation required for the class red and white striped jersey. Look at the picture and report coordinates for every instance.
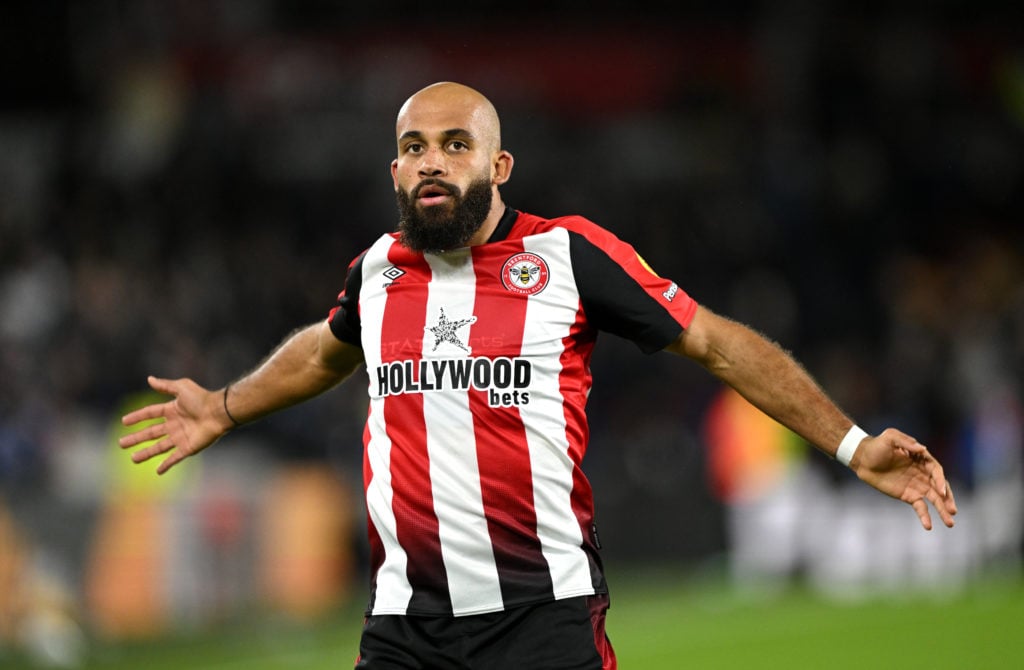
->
[328,207,697,616]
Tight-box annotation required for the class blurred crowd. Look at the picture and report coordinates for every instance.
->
[1,1,1022,664]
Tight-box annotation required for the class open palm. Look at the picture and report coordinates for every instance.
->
[853,428,957,530]
[119,376,227,475]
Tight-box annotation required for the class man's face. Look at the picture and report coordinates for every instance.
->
[390,89,508,252]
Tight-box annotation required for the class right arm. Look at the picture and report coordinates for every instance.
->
[666,305,956,530]
[120,320,364,474]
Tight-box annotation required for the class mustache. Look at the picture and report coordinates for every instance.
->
[413,178,460,198]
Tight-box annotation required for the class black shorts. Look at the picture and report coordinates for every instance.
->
[354,594,616,670]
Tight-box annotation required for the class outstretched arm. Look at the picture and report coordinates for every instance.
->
[666,305,957,530]
[120,320,364,474]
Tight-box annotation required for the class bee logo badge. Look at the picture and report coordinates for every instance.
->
[501,252,550,296]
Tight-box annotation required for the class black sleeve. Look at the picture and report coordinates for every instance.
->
[569,231,688,354]
[327,251,366,347]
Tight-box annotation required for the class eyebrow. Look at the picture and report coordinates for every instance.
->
[398,128,475,144]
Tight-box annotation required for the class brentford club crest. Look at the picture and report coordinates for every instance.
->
[501,253,550,296]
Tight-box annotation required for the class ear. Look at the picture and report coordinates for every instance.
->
[390,159,400,191]
[492,150,514,186]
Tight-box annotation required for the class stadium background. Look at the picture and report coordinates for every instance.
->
[1,1,1022,667]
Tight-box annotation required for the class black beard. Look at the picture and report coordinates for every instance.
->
[396,177,493,252]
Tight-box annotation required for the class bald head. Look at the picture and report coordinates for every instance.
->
[396,82,502,154]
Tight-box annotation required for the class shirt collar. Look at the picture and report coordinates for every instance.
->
[484,206,518,244]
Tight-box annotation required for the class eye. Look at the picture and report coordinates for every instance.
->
[447,139,469,152]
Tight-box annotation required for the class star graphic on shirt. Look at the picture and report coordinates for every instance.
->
[425,307,478,353]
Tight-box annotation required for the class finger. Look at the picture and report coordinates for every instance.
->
[911,498,933,531]
[925,459,947,497]
[121,403,169,427]
[119,422,169,448]
[130,437,174,464]
[147,375,180,395]
[945,481,958,515]
[932,482,957,528]
[936,504,956,528]
[884,428,919,449]
[899,438,929,459]
[156,451,184,476]
[923,487,956,529]
[917,454,957,528]
[901,435,925,451]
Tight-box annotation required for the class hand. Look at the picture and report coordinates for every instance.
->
[119,376,231,475]
[850,428,957,530]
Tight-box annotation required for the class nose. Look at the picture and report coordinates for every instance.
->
[417,146,447,177]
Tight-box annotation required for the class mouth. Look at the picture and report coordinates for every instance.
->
[414,181,456,207]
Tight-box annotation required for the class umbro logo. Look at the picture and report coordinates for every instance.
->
[382,265,405,287]
[382,266,405,281]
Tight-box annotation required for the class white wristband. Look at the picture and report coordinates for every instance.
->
[835,425,868,467]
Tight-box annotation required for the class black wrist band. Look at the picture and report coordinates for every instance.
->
[223,384,242,428]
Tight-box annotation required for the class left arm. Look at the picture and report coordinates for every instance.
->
[667,305,956,530]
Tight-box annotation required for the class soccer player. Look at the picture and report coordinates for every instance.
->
[120,81,957,669]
